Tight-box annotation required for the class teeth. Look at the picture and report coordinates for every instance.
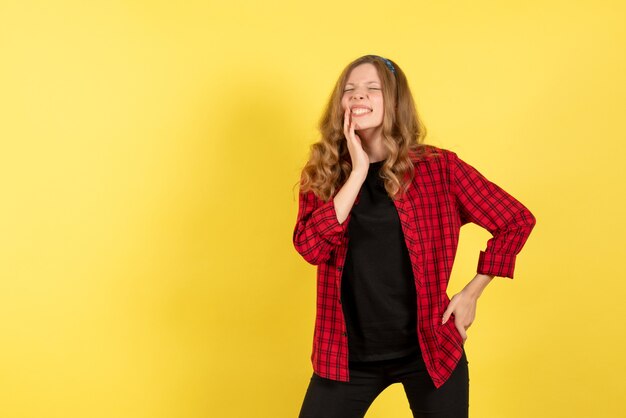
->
[352,108,371,115]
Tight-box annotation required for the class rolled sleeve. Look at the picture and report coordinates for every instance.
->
[477,250,517,278]
[310,198,349,245]
[449,151,536,279]
[293,190,350,265]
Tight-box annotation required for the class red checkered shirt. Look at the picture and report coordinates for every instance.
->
[292,146,536,388]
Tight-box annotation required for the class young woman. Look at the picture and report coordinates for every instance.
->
[292,54,536,418]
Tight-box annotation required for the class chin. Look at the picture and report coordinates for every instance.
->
[356,125,381,132]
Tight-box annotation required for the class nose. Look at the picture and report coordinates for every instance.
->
[349,88,367,100]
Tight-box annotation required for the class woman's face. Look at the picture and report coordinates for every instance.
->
[341,63,384,131]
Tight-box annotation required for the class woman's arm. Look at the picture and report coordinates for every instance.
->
[292,171,366,265]
[333,170,367,224]
[442,151,537,341]
[450,151,537,279]
[293,108,369,265]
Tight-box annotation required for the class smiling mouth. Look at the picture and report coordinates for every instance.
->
[351,108,372,116]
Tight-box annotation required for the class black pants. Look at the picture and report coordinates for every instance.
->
[298,348,469,418]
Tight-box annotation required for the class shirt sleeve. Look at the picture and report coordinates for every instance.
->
[449,151,537,278]
[292,189,350,265]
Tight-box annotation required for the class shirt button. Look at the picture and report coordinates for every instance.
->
[338,267,343,272]
[342,332,348,337]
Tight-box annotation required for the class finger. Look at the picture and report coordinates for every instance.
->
[343,107,349,137]
[442,307,451,324]
[350,111,361,134]
[456,323,467,341]
[350,111,359,131]
[442,299,455,324]
[347,111,357,141]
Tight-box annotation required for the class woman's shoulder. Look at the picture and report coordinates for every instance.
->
[408,144,456,165]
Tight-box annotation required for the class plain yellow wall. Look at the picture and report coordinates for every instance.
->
[1,1,624,417]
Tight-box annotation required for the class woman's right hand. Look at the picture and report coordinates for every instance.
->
[343,107,370,178]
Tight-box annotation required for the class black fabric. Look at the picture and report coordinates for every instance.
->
[340,160,420,362]
[299,348,469,418]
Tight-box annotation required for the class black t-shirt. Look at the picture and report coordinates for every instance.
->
[341,159,420,362]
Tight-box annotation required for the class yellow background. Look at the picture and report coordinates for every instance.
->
[1,1,624,417]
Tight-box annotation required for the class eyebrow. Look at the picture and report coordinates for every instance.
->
[345,81,380,86]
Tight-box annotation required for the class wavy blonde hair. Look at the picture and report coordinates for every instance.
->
[296,55,438,202]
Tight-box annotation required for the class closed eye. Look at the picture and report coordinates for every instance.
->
[343,87,381,92]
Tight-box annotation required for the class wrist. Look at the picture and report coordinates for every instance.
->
[349,170,367,183]
[463,274,494,299]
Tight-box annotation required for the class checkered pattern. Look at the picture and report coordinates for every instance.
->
[293,146,536,388]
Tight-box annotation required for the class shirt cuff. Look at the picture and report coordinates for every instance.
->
[310,198,349,244]
[477,251,517,279]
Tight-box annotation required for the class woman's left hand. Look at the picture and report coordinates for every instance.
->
[441,273,493,343]
[441,290,477,343]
